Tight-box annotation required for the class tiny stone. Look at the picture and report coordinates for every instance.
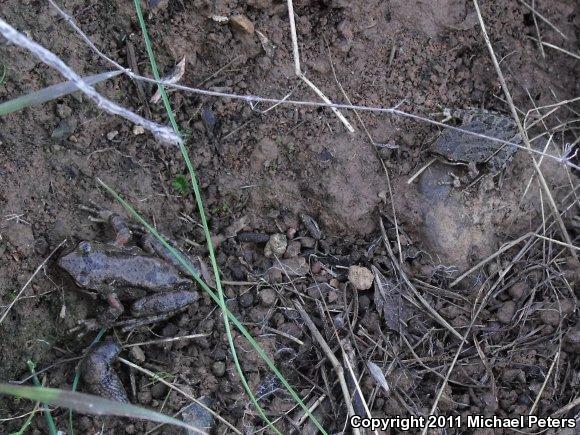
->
[311,261,322,274]
[130,345,146,362]
[56,103,72,118]
[300,237,316,249]
[329,278,340,288]
[230,15,255,35]
[125,424,136,434]
[264,233,287,258]
[133,125,145,135]
[107,130,119,141]
[348,265,374,291]
[540,308,560,327]
[496,301,516,324]
[259,288,277,307]
[327,291,338,303]
[211,361,226,377]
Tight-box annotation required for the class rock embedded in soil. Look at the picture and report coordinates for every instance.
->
[229,15,255,35]
[271,256,309,277]
[264,233,287,257]
[348,265,374,291]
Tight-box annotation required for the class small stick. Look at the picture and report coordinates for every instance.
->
[294,302,360,435]
[407,158,436,184]
[0,240,66,325]
[380,219,463,340]
[286,0,355,132]
[528,350,560,415]
[123,333,209,348]
[118,357,241,434]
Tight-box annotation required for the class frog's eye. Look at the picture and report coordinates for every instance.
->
[78,241,91,254]
[77,274,90,287]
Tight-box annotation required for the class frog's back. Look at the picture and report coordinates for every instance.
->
[433,112,520,166]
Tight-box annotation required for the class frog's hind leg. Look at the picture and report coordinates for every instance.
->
[80,202,132,247]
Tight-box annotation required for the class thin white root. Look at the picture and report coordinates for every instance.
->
[0,18,181,147]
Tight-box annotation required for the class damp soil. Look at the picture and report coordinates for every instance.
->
[0,0,579,433]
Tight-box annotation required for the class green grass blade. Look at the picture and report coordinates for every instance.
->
[131,2,283,433]
[0,70,122,116]
[69,328,106,435]
[98,179,328,434]
[0,384,208,434]
[26,361,58,435]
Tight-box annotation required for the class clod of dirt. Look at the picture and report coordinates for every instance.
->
[264,233,287,257]
[496,301,516,324]
[271,256,309,277]
[211,361,226,377]
[259,288,277,307]
[229,15,255,35]
[508,281,527,300]
[348,265,374,291]
[563,327,580,354]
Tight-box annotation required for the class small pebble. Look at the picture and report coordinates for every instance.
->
[348,265,374,291]
[211,361,226,377]
[239,291,254,308]
[496,301,516,324]
[311,261,322,274]
[133,125,145,135]
[237,232,269,243]
[230,15,255,35]
[130,345,146,362]
[107,130,119,141]
[56,103,72,118]
[300,237,316,249]
[259,288,277,307]
[150,382,168,399]
[264,233,287,258]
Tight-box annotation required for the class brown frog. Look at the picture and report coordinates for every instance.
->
[58,205,200,331]
[431,108,521,187]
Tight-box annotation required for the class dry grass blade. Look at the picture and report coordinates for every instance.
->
[118,358,240,434]
[379,219,462,340]
[371,266,402,332]
[294,301,360,435]
[471,0,578,263]
[0,384,208,434]
[366,361,390,395]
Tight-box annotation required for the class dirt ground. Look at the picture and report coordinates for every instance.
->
[0,0,579,433]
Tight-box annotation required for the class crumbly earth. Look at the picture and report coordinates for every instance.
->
[0,0,578,433]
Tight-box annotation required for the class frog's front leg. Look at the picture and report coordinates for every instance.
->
[80,203,132,248]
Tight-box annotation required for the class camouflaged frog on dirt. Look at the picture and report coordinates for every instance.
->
[57,204,205,401]
[58,204,202,332]
[431,108,522,187]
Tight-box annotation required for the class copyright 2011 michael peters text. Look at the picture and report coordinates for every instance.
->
[349,415,576,431]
